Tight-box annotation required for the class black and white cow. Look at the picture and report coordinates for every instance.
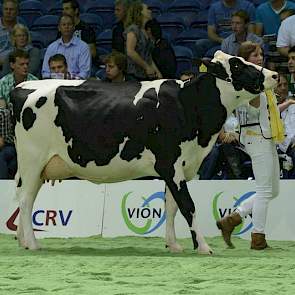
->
[11,51,278,254]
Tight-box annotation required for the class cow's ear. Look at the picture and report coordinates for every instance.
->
[202,59,218,72]
[203,60,229,81]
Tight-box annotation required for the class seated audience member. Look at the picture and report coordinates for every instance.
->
[0,49,38,105]
[287,46,295,94]
[193,0,256,59]
[112,0,136,53]
[179,70,196,81]
[42,15,91,79]
[221,10,263,56]
[124,2,161,81]
[0,102,16,179]
[48,54,71,79]
[0,0,19,67]
[277,14,295,57]
[276,73,295,178]
[256,0,295,36]
[103,51,133,82]
[145,19,176,79]
[198,114,251,180]
[1,24,41,78]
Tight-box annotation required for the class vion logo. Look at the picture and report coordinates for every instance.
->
[121,191,166,235]
[6,207,73,232]
[212,191,255,235]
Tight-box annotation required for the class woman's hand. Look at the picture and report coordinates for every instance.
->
[145,64,156,78]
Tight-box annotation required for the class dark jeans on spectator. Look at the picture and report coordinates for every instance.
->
[198,143,251,180]
[0,144,17,179]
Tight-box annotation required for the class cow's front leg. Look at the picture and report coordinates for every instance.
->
[165,185,183,253]
[166,179,213,255]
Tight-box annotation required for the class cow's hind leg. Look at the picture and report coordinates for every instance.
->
[166,179,213,255]
[165,185,183,253]
[16,173,42,250]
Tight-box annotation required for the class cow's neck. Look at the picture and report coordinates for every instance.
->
[178,75,228,147]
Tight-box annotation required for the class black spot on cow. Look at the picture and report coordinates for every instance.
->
[179,74,227,147]
[35,96,47,108]
[229,57,264,94]
[17,178,22,187]
[22,107,36,130]
[54,80,143,167]
[182,161,186,167]
[142,87,158,102]
[10,88,36,123]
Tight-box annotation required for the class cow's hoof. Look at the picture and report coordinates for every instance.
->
[167,243,184,253]
[19,239,40,250]
[197,244,214,255]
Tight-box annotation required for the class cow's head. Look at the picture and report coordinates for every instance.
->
[206,50,278,94]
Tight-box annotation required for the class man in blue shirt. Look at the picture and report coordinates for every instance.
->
[256,0,295,36]
[192,0,256,58]
[42,14,91,79]
[222,10,263,56]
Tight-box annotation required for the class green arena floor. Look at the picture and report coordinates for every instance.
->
[0,234,295,295]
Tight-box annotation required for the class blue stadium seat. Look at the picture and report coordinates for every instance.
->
[30,15,59,47]
[189,9,208,29]
[167,0,201,27]
[96,29,112,53]
[47,1,63,16]
[85,0,116,30]
[30,30,47,49]
[156,13,186,40]
[173,45,194,77]
[143,0,164,18]
[80,13,103,35]
[19,0,46,28]
[173,28,207,51]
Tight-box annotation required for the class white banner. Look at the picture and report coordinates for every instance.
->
[1,180,295,240]
[0,180,105,238]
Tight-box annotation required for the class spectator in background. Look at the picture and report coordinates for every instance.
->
[198,114,250,180]
[0,102,16,179]
[287,46,295,94]
[179,70,196,81]
[0,0,19,67]
[255,0,295,36]
[222,10,263,56]
[42,15,91,79]
[48,53,71,79]
[276,73,295,178]
[124,2,161,80]
[145,19,176,79]
[103,51,133,82]
[192,0,256,59]
[0,49,38,105]
[1,24,40,78]
[112,0,137,53]
[61,0,96,60]
[276,14,295,57]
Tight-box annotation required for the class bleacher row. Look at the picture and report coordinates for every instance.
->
[1,0,295,77]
